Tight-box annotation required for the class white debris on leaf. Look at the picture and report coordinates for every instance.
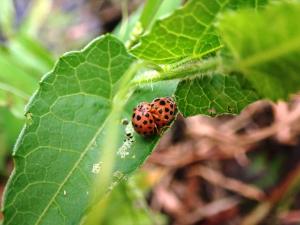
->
[117,122,135,159]
[63,190,67,196]
[113,171,124,179]
[92,161,103,174]
[117,144,130,158]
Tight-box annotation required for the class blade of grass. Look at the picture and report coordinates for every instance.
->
[20,0,52,36]
[139,0,164,31]
[0,0,15,36]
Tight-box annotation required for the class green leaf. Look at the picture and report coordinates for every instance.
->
[175,74,259,117]
[2,35,120,224]
[2,34,177,225]
[3,34,135,225]
[219,2,300,100]
[131,0,230,64]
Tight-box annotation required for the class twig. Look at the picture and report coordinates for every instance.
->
[188,165,265,201]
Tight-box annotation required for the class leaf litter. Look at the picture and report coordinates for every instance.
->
[142,93,300,225]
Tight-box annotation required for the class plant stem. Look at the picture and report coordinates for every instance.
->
[119,0,129,41]
[126,0,165,49]
[83,61,145,225]
[131,57,221,86]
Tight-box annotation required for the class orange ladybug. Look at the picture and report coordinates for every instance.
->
[131,102,157,136]
[150,97,177,128]
[131,97,177,136]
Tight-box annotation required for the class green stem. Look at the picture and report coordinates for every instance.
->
[131,57,221,86]
[126,0,166,49]
[119,0,129,41]
[83,61,145,225]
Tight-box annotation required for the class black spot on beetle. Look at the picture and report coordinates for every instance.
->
[132,113,136,118]
[170,111,174,115]
[159,100,166,105]
[154,98,160,102]
[139,125,142,128]
[158,109,163,114]
[170,103,174,108]
[136,115,141,120]
[134,124,138,128]
[148,126,152,130]
[164,115,169,120]
[150,119,153,123]
[165,108,170,112]
[145,113,150,117]
[143,120,148,125]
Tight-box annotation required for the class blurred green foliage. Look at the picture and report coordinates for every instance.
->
[0,0,54,174]
[103,173,166,225]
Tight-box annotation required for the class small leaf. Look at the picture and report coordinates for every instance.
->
[175,74,259,117]
[219,2,300,100]
[131,0,230,64]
